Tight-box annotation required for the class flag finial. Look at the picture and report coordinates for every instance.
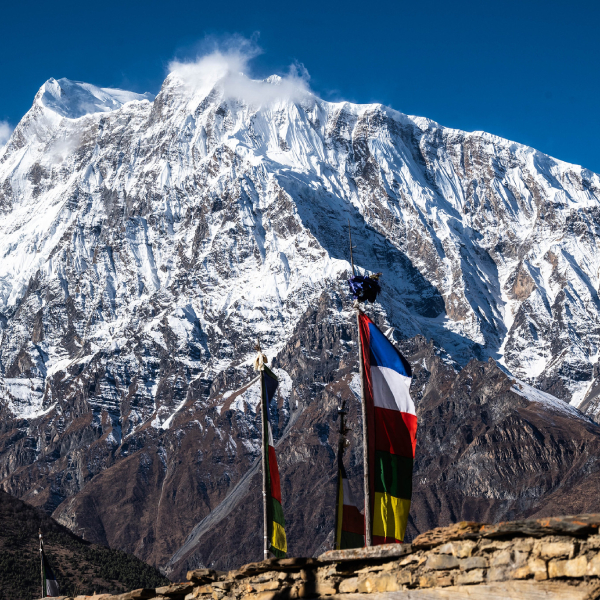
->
[346,221,382,305]
[253,339,268,371]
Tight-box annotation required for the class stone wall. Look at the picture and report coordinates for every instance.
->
[41,515,600,600]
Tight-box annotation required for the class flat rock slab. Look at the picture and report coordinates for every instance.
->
[155,581,195,595]
[413,522,483,549]
[412,515,600,549]
[238,557,319,575]
[480,514,600,539]
[319,544,414,563]
[327,581,599,599]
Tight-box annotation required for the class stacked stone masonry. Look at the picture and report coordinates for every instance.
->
[40,515,600,600]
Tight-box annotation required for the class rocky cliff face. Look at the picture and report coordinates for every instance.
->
[1,71,600,575]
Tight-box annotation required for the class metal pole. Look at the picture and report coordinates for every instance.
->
[260,370,269,561]
[39,529,44,599]
[357,310,372,546]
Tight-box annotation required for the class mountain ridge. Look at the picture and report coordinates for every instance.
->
[0,70,599,575]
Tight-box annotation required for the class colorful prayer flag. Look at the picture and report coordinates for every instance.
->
[262,366,287,557]
[359,312,416,544]
[335,461,365,549]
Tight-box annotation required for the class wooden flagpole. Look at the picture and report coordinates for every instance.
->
[261,370,269,561]
[348,220,372,546]
[357,310,372,546]
[334,401,348,550]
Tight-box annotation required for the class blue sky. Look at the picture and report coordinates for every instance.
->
[1,0,598,172]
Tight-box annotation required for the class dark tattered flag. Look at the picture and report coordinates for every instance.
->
[42,548,60,597]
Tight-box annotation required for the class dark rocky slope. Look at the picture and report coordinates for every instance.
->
[2,289,599,579]
[0,489,168,600]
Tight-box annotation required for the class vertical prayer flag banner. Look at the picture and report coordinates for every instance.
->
[359,313,416,544]
[42,548,60,597]
[262,366,287,557]
[335,461,365,549]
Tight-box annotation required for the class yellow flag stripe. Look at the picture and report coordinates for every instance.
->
[271,521,287,553]
[372,491,411,541]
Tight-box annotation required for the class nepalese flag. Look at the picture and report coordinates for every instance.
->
[335,461,365,549]
[42,548,60,597]
[262,366,287,557]
[358,312,416,544]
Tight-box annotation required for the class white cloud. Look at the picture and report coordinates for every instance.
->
[167,35,313,106]
[0,121,13,147]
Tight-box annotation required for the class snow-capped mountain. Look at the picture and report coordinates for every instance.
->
[1,71,600,573]
[3,73,600,409]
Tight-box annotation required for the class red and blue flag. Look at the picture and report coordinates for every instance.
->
[359,312,416,544]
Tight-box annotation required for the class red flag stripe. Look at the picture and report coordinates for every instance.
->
[373,407,417,458]
[372,534,401,544]
[268,445,282,503]
[341,505,365,535]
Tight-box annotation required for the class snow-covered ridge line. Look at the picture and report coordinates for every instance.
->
[511,379,593,422]
[37,78,155,119]
[0,67,599,441]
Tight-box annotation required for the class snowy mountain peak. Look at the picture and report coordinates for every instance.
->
[35,77,154,119]
[161,60,313,114]
[2,66,600,435]
[264,75,283,85]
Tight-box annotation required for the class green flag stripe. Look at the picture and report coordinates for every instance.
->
[270,545,286,558]
[341,531,364,550]
[271,497,285,527]
[374,450,413,499]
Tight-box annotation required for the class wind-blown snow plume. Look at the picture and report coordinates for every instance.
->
[167,36,312,104]
[0,121,12,147]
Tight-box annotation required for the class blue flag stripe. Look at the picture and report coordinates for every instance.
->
[368,323,412,377]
